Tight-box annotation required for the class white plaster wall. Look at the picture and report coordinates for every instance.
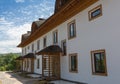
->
[59,0,120,84]
[34,55,42,74]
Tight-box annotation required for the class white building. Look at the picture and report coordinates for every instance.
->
[17,0,120,84]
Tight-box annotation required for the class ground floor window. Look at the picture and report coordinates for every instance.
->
[91,49,107,76]
[37,59,40,69]
[61,39,67,56]
[69,53,78,73]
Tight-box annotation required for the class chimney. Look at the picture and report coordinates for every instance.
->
[27,31,31,34]
[39,18,45,20]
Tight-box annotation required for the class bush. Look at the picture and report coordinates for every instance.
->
[0,66,6,71]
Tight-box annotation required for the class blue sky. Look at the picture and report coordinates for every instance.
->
[0,0,55,53]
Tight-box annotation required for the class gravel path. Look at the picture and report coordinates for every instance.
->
[0,72,38,84]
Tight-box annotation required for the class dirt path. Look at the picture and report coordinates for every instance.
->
[0,72,38,84]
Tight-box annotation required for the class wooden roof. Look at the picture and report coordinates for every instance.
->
[23,53,35,58]
[15,56,24,60]
[17,0,98,47]
[36,45,62,55]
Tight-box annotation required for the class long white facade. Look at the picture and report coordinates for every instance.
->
[20,0,120,84]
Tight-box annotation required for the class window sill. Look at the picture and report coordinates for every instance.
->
[92,72,108,76]
[68,36,76,40]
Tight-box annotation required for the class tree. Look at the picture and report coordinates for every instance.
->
[0,53,20,71]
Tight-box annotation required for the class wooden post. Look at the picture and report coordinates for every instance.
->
[48,54,50,79]
[42,55,44,78]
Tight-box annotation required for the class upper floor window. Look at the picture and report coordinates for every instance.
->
[25,48,26,54]
[91,49,107,76]
[68,20,76,39]
[27,46,29,50]
[32,43,34,52]
[61,39,67,56]
[89,5,102,21]
[69,53,78,73]
[43,36,47,48]
[22,49,24,55]
[37,40,40,50]
[53,30,58,44]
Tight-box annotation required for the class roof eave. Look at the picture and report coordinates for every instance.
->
[18,0,98,47]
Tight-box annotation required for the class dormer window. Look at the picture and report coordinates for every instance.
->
[54,0,70,13]
[59,0,62,6]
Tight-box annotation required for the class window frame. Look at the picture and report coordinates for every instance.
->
[91,49,107,76]
[37,59,40,69]
[61,39,67,56]
[69,53,78,73]
[32,43,34,52]
[88,4,102,21]
[67,20,76,40]
[37,40,40,50]
[43,36,47,48]
[25,48,26,54]
[53,30,58,44]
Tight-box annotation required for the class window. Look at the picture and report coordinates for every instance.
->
[37,59,40,69]
[91,49,107,76]
[89,5,102,21]
[27,46,29,50]
[61,40,67,56]
[37,40,40,50]
[68,20,76,39]
[43,36,47,48]
[27,59,29,68]
[32,43,34,52]
[25,48,26,54]
[53,30,58,44]
[69,53,78,73]
[22,49,24,55]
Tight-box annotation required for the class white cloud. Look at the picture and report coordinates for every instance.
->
[15,0,25,3]
[0,21,31,54]
[6,23,31,40]
[0,0,55,54]
[0,17,13,25]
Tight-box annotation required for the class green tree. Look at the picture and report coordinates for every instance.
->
[0,53,20,71]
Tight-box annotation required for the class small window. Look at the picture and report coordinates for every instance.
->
[53,30,58,44]
[37,40,40,50]
[89,5,102,21]
[68,20,76,39]
[91,49,107,76]
[25,48,26,54]
[27,59,29,68]
[27,46,29,50]
[22,49,24,55]
[43,36,47,48]
[61,40,67,56]
[37,59,40,69]
[25,60,26,68]
[32,43,34,52]
[69,53,78,73]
